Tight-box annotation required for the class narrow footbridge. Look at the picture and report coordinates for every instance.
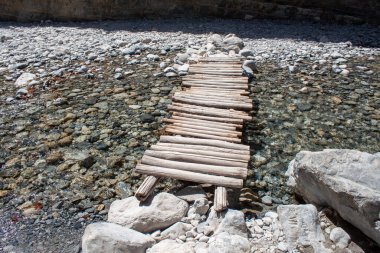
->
[135,55,251,211]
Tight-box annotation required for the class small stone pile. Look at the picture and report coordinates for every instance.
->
[81,186,363,253]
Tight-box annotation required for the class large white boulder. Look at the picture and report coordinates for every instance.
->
[147,239,195,253]
[287,149,380,245]
[108,192,189,233]
[81,222,155,253]
[208,232,250,253]
[277,204,328,252]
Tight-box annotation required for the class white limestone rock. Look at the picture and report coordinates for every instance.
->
[161,222,193,240]
[330,227,351,248]
[277,204,328,252]
[147,239,195,253]
[286,149,380,245]
[208,232,250,253]
[15,73,36,88]
[81,222,155,253]
[108,193,189,233]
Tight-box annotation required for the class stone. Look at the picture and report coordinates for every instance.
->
[175,185,207,202]
[176,53,189,63]
[147,54,159,61]
[207,34,223,47]
[108,193,189,233]
[243,60,258,73]
[147,239,194,253]
[215,209,248,237]
[188,198,209,217]
[15,73,36,88]
[239,49,253,57]
[261,195,273,205]
[286,150,380,245]
[178,64,189,72]
[208,232,250,253]
[115,182,132,198]
[222,35,244,49]
[277,204,326,252]
[329,227,351,248]
[82,222,155,253]
[64,150,94,168]
[161,222,193,239]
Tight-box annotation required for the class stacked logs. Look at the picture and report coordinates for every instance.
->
[135,55,251,211]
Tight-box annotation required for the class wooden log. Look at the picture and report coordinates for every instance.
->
[188,71,242,76]
[166,116,242,128]
[165,128,241,143]
[135,164,243,188]
[183,76,246,82]
[214,186,228,212]
[169,115,243,128]
[184,75,246,80]
[172,112,244,124]
[183,79,247,84]
[169,105,251,120]
[186,89,249,95]
[155,142,250,155]
[141,155,247,179]
[152,144,250,161]
[170,123,241,136]
[182,83,248,90]
[171,102,249,115]
[144,150,248,167]
[174,94,251,103]
[163,118,239,131]
[159,135,249,150]
[135,176,160,201]
[166,125,241,138]
[172,97,252,111]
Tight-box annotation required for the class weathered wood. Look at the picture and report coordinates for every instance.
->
[164,118,239,131]
[135,176,160,201]
[165,128,241,143]
[144,150,248,167]
[155,142,250,155]
[166,125,241,138]
[182,83,248,90]
[171,102,249,115]
[135,164,244,188]
[174,94,251,103]
[151,144,250,161]
[169,104,251,121]
[159,136,249,151]
[214,186,228,212]
[141,155,247,179]
[172,112,244,124]
[169,122,241,135]
[164,117,241,130]
[172,96,252,111]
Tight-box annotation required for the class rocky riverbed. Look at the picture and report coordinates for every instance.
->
[0,19,379,252]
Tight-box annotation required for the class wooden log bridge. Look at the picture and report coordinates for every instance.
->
[135,53,251,212]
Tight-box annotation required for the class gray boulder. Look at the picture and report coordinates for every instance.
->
[239,49,253,57]
[330,227,351,248]
[108,192,189,233]
[215,209,248,237]
[277,204,328,252]
[222,34,244,49]
[82,222,155,253]
[175,185,207,202]
[287,149,380,245]
[207,34,223,47]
